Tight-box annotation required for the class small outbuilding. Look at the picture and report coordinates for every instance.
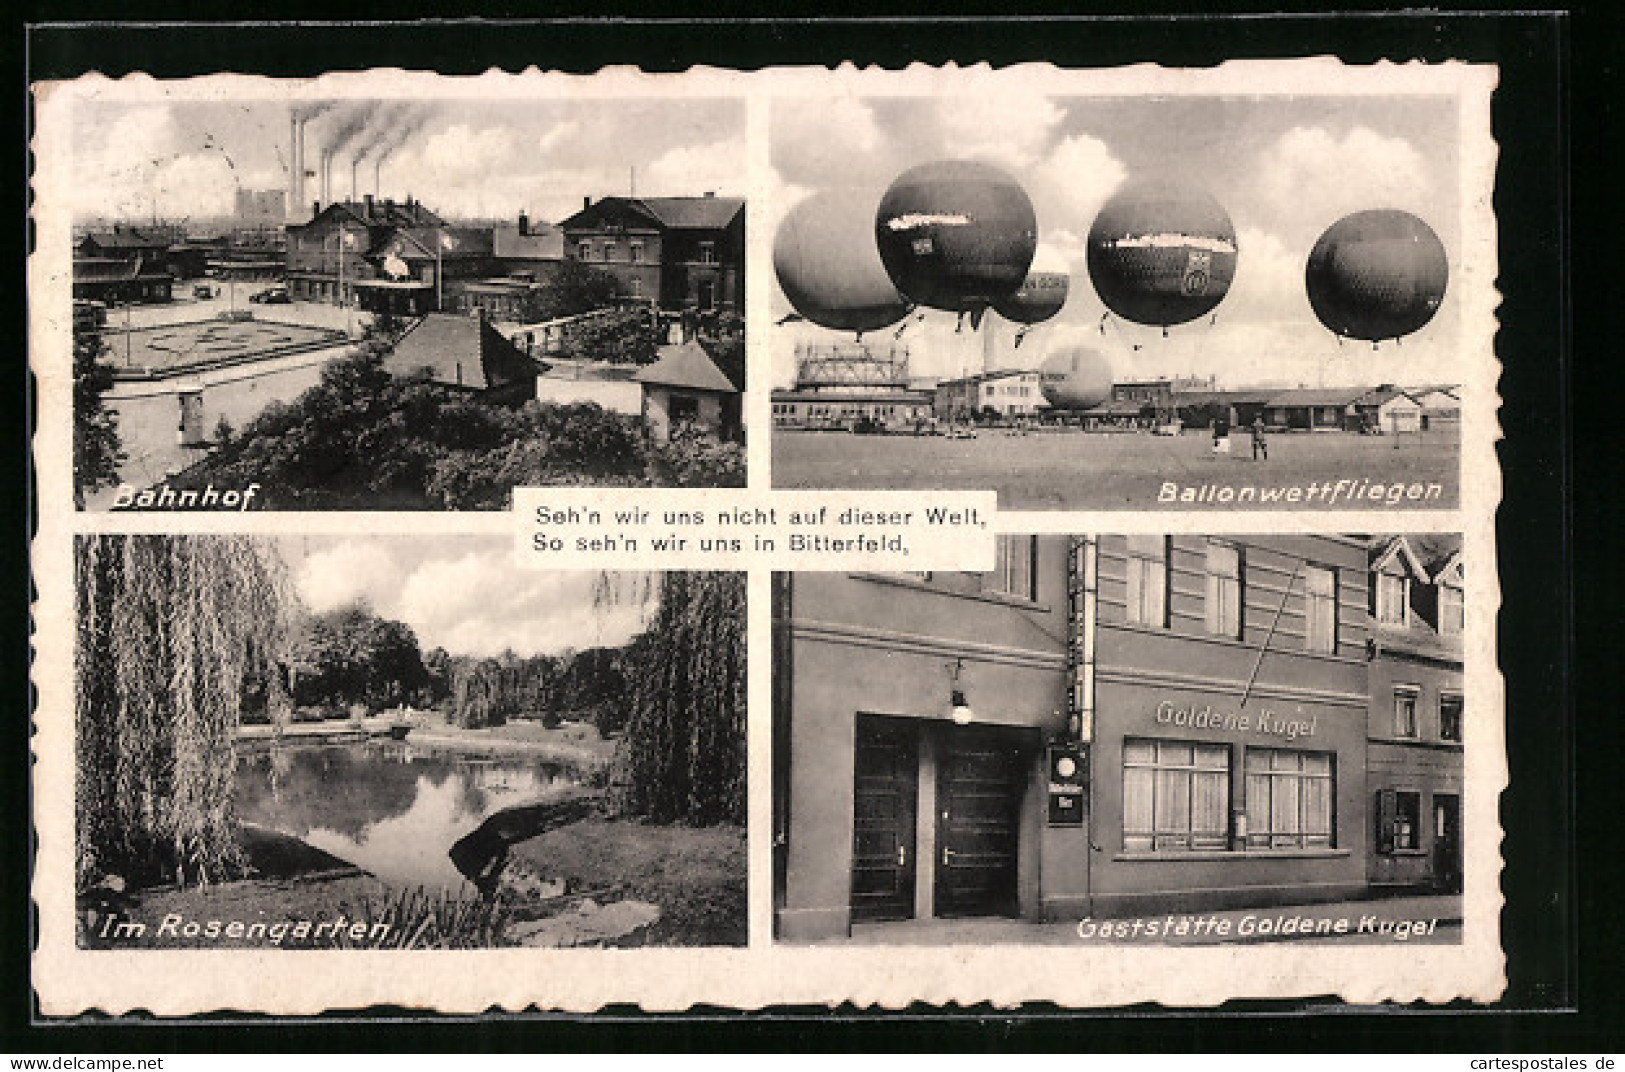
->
[381,313,540,405]
[634,339,741,442]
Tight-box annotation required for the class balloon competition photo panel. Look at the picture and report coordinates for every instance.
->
[767,87,1485,512]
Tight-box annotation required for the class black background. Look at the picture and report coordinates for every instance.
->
[8,6,1607,1053]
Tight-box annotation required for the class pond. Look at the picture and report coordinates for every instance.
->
[235,742,588,891]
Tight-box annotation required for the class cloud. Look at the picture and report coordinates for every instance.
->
[1254,125,1436,237]
[293,540,652,658]
[771,96,889,188]
[536,119,581,155]
[928,95,1065,170]
[641,136,745,197]
[295,540,409,617]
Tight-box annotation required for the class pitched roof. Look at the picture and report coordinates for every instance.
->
[392,226,494,260]
[304,199,447,230]
[634,340,739,393]
[1356,386,1420,407]
[1264,387,1369,407]
[635,195,744,230]
[1369,535,1430,579]
[79,230,174,251]
[559,195,744,233]
[382,314,537,391]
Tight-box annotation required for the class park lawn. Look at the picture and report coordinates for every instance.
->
[505,818,747,947]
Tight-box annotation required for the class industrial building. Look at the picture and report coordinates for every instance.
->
[773,533,1466,940]
[771,344,935,431]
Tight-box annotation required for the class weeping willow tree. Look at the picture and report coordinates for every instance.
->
[76,536,293,890]
[607,571,745,825]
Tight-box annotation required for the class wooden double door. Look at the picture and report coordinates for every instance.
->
[851,716,1028,923]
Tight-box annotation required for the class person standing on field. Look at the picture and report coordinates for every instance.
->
[1252,417,1268,461]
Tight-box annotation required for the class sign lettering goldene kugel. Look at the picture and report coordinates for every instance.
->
[1154,699,1318,742]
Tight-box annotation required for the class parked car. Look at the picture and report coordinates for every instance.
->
[248,286,290,304]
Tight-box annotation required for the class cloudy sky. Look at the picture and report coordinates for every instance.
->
[285,537,654,659]
[72,96,744,225]
[769,93,1467,389]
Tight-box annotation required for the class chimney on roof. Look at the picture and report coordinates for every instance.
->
[517,211,529,237]
[583,196,592,211]
[364,193,374,217]
[704,191,715,198]
[313,199,321,219]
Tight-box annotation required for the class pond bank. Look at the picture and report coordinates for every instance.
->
[236,716,617,770]
[80,818,743,949]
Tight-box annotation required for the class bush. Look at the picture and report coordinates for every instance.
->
[648,425,746,487]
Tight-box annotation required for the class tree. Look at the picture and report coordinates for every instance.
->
[76,536,292,889]
[288,601,428,711]
[450,658,510,729]
[170,350,653,510]
[73,325,124,508]
[565,308,662,366]
[609,572,745,825]
[531,259,620,322]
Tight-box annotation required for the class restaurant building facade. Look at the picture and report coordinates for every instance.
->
[773,534,1415,940]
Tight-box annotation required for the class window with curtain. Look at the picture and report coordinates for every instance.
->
[1245,748,1334,849]
[1439,693,1463,742]
[1391,791,1421,850]
[1122,739,1230,853]
[1125,535,1168,627]
[1439,583,1464,636]
[1393,687,1419,737]
[1304,565,1337,653]
[1205,541,1243,638]
[1375,569,1409,625]
[988,535,1037,601]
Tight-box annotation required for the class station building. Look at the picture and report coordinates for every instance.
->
[772,534,1455,940]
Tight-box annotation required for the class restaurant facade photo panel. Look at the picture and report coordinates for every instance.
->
[771,533,1468,944]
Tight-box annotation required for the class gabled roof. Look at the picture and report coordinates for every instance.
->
[636,196,744,230]
[1265,387,1369,407]
[1171,389,1277,407]
[300,199,447,231]
[382,313,537,391]
[634,340,739,394]
[559,195,744,234]
[1369,535,1430,578]
[79,230,174,252]
[390,226,494,260]
[1356,386,1420,407]
[1432,549,1464,586]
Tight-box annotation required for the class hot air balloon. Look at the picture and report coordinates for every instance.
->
[1305,209,1448,346]
[1087,182,1238,334]
[874,160,1038,330]
[1038,345,1114,411]
[991,245,1070,348]
[773,190,914,338]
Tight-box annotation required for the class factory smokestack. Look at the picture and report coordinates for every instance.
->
[289,113,300,222]
[321,150,333,208]
[351,158,358,203]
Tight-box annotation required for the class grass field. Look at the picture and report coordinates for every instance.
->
[103,318,346,374]
[772,427,1460,510]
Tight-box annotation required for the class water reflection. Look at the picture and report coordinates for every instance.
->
[236,742,582,890]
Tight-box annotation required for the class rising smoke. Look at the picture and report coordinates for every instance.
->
[304,100,439,185]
